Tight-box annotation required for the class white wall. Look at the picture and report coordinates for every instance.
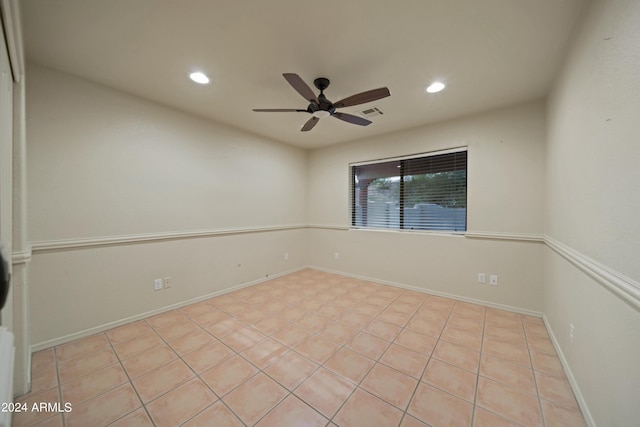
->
[26,65,309,346]
[544,0,640,425]
[307,101,546,312]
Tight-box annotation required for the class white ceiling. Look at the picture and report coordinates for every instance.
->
[22,0,587,148]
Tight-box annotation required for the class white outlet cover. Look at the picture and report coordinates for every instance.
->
[154,279,163,291]
[489,275,498,286]
[478,273,486,284]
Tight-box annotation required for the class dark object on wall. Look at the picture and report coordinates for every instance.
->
[0,244,9,310]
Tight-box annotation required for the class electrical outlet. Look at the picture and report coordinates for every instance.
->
[163,277,172,289]
[153,279,163,291]
[489,275,498,286]
[477,273,486,284]
[334,252,340,260]
[284,252,289,260]
[569,323,575,344]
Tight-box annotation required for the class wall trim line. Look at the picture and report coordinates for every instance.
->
[544,235,640,311]
[29,266,306,352]
[543,315,596,427]
[30,224,307,252]
[465,231,545,243]
[12,247,31,264]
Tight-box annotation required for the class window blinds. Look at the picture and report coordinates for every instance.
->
[351,149,467,231]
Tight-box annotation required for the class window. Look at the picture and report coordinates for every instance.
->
[351,148,467,232]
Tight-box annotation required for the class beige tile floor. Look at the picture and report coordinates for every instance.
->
[13,269,587,427]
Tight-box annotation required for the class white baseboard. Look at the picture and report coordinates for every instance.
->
[307,265,544,318]
[543,315,596,427]
[29,266,306,353]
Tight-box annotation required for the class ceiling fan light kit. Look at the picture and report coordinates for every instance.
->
[253,73,391,132]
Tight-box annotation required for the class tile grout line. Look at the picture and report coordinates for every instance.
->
[522,316,547,427]
[104,328,158,427]
[470,303,488,427]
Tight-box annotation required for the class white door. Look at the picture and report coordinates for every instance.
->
[0,14,14,330]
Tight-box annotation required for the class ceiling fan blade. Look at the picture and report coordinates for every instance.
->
[333,112,372,126]
[334,87,390,108]
[301,117,319,132]
[283,73,318,103]
[252,109,307,112]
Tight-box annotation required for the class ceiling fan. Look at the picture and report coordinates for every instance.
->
[253,73,391,132]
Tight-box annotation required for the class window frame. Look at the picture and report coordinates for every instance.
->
[349,147,468,233]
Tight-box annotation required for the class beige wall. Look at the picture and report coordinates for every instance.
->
[26,65,309,345]
[307,101,546,312]
[544,0,640,425]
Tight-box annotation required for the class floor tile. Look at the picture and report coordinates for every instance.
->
[181,401,244,427]
[408,382,473,427]
[365,319,402,342]
[482,338,531,367]
[399,414,430,427]
[405,316,446,337]
[108,407,154,427]
[60,363,128,406]
[255,394,328,427]
[422,358,477,403]
[106,321,154,345]
[295,335,340,364]
[264,350,318,390]
[294,367,355,418]
[20,269,587,427]
[394,329,436,355]
[55,334,110,363]
[253,316,290,335]
[145,310,189,329]
[530,350,565,376]
[241,337,288,369]
[191,309,230,328]
[360,363,418,410]
[182,340,235,374]
[200,354,259,397]
[540,399,587,427]
[120,343,177,378]
[223,372,288,425]
[206,317,246,338]
[379,343,429,379]
[278,306,307,322]
[479,354,536,395]
[324,347,375,384]
[535,371,579,408]
[348,332,391,360]
[440,325,482,351]
[155,319,201,342]
[321,321,361,345]
[57,349,119,384]
[12,387,61,427]
[30,361,58,394]
[179,301,216,319]
[377,309,413,327]
[112,333,164,360]
[64,383,141,427]
[334,388,404,427]
[146,378,217,427]
[473,407,522,427]
[131,358,195,403]
[526,335,556,354]
[219,326,266,352]
[476,377,543,426]
[168,328,216,356]
[432,340,480,373]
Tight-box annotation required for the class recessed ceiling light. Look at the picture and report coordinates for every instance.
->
[189,72,210,84]
[426,81,445,93]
